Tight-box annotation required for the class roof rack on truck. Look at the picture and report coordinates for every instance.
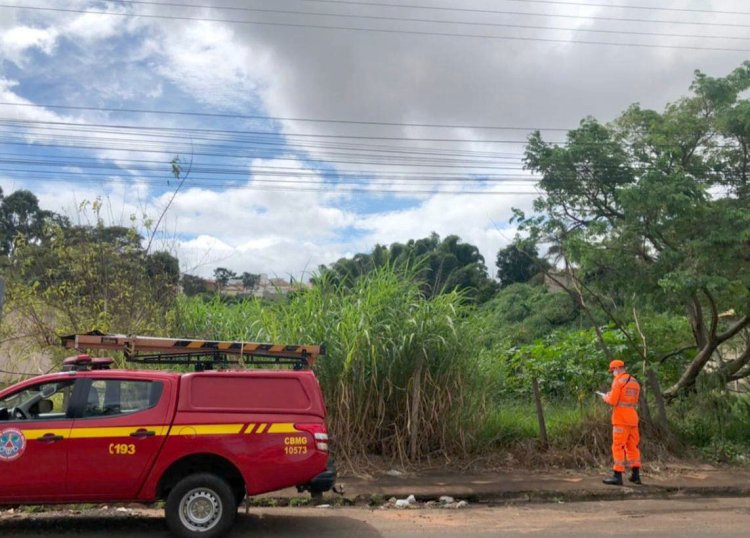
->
[60,331,324,371]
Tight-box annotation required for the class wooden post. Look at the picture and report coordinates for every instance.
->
[532,377,549,450]
[409,357,423,461]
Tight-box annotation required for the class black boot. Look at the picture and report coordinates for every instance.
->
[602,471,623,486]
[629,467,642,485]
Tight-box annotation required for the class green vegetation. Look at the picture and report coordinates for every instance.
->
[316,232,499,304]
[2,64,750,467]
[1,195,179,372]
[174,267,488,463]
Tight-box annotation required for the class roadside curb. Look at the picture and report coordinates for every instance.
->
[457,485,750,504]
[299,467,750,507]
[258,484,750,508]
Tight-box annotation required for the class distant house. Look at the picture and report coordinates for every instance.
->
[255,274,309,299]
[217,274,309,299]
[222,278,245,296]
[544,271,576,294]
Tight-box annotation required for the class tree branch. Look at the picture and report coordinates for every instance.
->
[702,287,719,340]
[716,315,750,344]
[658,344,698,364]
[718,338,750,379]
[145,154,193,254]
[688,296,707,349]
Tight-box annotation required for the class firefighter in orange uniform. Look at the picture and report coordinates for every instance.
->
[601,359,642,485]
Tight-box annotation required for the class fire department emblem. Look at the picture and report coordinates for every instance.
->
[0,428,26,461]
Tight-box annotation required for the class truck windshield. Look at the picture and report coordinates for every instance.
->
[0,380,75,421]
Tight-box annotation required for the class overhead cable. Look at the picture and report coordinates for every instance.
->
[101,0,750,41]
[2,3,749,51]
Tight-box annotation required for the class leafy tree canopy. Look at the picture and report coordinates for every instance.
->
[479,283,582,347]
[316,232,499,303]
[181,273,212,296]
[240,272,261,291]
[495,238,549,288]
[0,188,68,257]
[6,198,180,339]
[213,267,237,290]
[519,62,750,400]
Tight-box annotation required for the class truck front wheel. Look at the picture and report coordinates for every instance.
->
[165,473,237,538]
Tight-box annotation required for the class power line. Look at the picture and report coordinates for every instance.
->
[504,0,750,16]
[0,131,522,165]
[0,150,529,174]
[0,140,528,170]
[0,101,572,131]
[111,0,750,28]
[9,117,742,154]
[0,149,523,172]
[3,170,541,195]
[102,0,750,41]
[1,123,528,161]
[0,164,538,183]
[0,164,537,185]
[3,4,749,51]
[4,116,739,151]
[0,117,539,144]
[0,119,540,158]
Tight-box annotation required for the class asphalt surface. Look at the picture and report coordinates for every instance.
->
[2,497,750,537]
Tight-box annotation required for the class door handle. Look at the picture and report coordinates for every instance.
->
[37,433,64,443]
[129,429,156,438]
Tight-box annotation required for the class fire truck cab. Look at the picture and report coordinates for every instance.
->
[0,333,335,538]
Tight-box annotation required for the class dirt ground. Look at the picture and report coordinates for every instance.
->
[2,497,750,537]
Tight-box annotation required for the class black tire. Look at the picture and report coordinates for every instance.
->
[165,473,237,538]
[233,486,246,508]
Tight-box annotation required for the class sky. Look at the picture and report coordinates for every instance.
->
[0,0,748,279]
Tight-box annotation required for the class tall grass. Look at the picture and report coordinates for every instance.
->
[172,266,489,466]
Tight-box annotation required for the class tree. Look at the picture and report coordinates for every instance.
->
[146,251,180,289]
[495,238,548,288]
[181,274,211,296]
[519,63,750,408]
[240,272,260,292]
[317,233,498,303]
[8,218,180,340]
[0,189,67,257]
[480,283,581,346]
[213,267,236,292]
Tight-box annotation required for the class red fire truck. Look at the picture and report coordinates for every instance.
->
[0,333,335,538]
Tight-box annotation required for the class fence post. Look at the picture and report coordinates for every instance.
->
[532,377,549,450]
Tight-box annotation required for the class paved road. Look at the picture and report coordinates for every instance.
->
[2,497,750,537]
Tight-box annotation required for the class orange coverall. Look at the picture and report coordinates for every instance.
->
[604,372,641,472]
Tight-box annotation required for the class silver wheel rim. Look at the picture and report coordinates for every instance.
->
[178,487,223,533]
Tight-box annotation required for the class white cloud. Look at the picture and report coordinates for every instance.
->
[155,21,274,111]
[0,27,58,63]
[355,187,532,266]
[2,0,748,281]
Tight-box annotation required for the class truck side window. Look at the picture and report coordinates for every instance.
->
[83,380,163,418]
[0,380,75,421]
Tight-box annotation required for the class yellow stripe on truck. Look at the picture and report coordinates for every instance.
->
[21,422,292,441]
[21,429,72,439]
[266,423,299,434]
[169,424,244,436]
[69,426,170,439]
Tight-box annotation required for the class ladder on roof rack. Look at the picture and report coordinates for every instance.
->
[60,332,324,371]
